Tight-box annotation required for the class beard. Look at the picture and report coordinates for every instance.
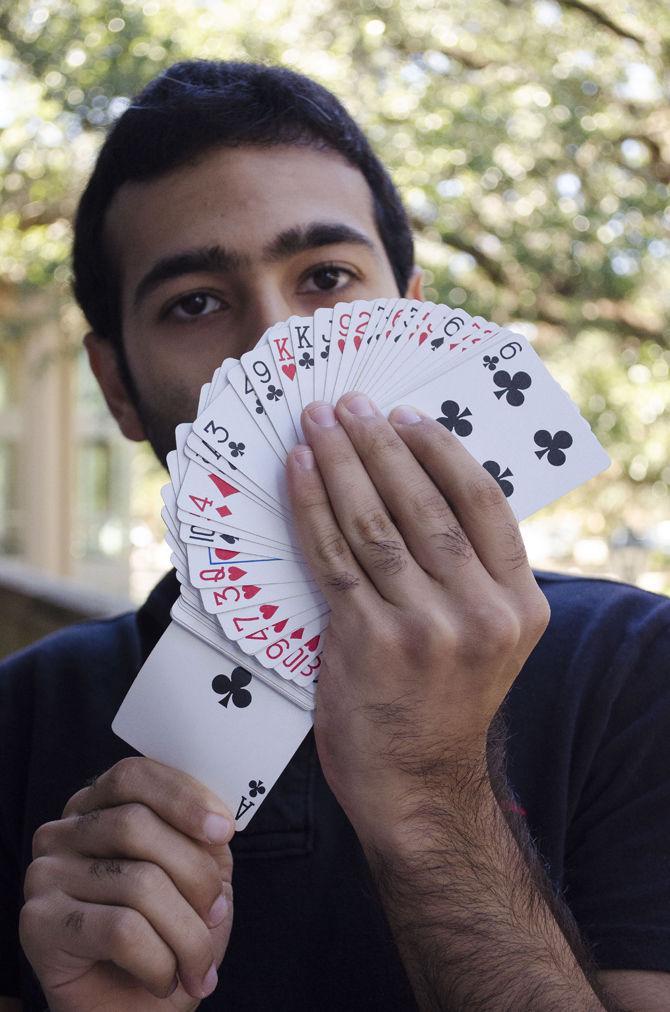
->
[118,346,200,467]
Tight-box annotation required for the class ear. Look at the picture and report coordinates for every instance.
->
[83,332,147,442]
[405,265,424,300]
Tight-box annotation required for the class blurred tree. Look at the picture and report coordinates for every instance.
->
[1,0,668,572]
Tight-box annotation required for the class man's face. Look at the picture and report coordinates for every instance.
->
[87,143,421,463]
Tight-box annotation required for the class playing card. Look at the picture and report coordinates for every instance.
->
[241,341,299,454]
[114,297,610,838]
[381,329,610,519]
[112,622,313,830]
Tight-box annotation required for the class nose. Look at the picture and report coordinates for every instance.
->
[245,290,294,349]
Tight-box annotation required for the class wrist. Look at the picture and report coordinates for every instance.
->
[352,751,495,858]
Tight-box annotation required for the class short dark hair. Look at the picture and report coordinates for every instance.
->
[71,59,415,352]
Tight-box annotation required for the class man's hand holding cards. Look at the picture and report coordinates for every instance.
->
[113,298,610,832]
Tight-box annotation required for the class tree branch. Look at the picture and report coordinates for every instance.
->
[556,0,647,45]
[437,231,508,286]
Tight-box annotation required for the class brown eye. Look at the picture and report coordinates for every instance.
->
[301,265,357,294]
[169,292,225,320]
[312,267,344,290]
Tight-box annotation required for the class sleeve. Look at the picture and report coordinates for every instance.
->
[562,608,670,972]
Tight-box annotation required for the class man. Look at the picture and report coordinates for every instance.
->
[1,60,669,1011]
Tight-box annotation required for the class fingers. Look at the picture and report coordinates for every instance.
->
[23,852,228,999]
[386,406,538,596]
[20,892,213,1001]
[292,400,429,606]
[33,803,227,928]
[63,757,234,847]
[333,393,485,589]
[285,443,378,613]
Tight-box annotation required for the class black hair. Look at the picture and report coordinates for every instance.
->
[71,59,415,356]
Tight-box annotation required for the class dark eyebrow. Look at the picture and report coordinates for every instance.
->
[132,220,378,311]
[132,245,251,310]
[262,221,378,262]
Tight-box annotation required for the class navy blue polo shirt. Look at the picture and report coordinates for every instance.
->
[1,570,669,1010]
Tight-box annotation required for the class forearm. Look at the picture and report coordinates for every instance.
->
[359,720,621,1012]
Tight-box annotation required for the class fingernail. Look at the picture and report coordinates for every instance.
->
[389,405,422,425]
[203,813,232,843]
[201,961,218,998]
[343,393,375,417]
[207,891,228,927]
[294,446,315,470]
[306,402,337,427]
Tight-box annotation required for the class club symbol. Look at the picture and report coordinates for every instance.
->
[482,460,515,497]
[254,398,264,414]
[266,384,283,401]
[493,370,532,406]
[248,779,266,797]
[483,355,499,371]
[212,667,253,708]
[228,441,245,458]
[320,346,330,360]
[299,351,314,369]
[437,400,473,437]
[534,429,573,466]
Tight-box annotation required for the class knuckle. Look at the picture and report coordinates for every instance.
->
[468,476,507,511]
[322,442,354,470]
[188,853,223,915]
[410,489,452,525]
[32,820,59,859]
[362,423,403,460]
[500,522,528,570]
[132,860,169,899]
[353,505,395,545]
[105,756,143,799]
[482,602,521,651]
[314,528,350,567]
[107,906,146,953]
[529,593,551,637]
[88,856,124,879]
[23,856,56,899]
[298,488,331,515]
[367,539,408,576]
[110,802,153,849]
[19,898,50,951]
[431,524,474,564]
[456,599,519,661]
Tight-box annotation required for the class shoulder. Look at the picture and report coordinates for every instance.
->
[0,569,178,705]
[0,611,140,701]
[533,569,670,671]
[507,572,670,759]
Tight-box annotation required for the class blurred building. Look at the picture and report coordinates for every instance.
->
[0,285,148,655]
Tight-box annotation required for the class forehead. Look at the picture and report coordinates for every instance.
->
[104,144,382,292]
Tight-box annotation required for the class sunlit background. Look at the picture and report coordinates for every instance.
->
[0,0,668,654]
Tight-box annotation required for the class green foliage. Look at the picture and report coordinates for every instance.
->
[1,0,668,550]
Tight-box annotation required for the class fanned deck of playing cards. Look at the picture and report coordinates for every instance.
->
[113,298,610,828]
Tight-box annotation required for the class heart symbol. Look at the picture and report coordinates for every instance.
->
[281,364,296,381]
[290,627,304,640]
[273,619,288,632]
[215,549,238,561]
[242,585,261,600]
[305,635,320,651]
[260,604,278,619]
[354,335,362,350]
[227,566,247,581]
[338,338,345,353]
